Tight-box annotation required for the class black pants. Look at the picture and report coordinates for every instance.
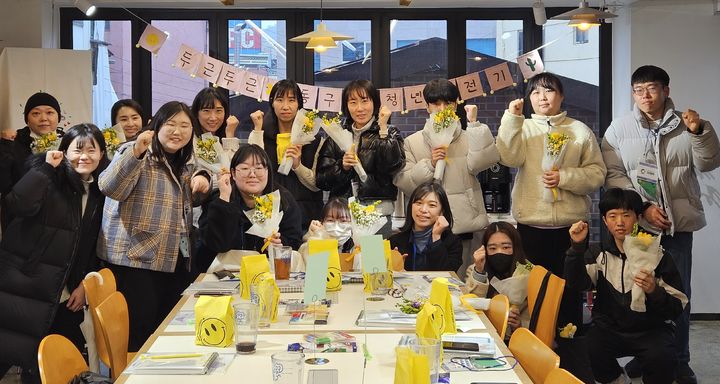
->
[109,260,194,352]
[588,324,677,384]
[48,301,86,353]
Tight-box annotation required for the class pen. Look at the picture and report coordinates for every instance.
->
[144,353,204,360]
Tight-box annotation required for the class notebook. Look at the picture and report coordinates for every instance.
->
[130,352,219,375]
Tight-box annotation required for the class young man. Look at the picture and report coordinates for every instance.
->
[565,188,687,384]
[602,65,720,383]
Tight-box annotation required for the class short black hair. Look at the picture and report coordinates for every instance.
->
[321,196,350,221]
[111,99,144,126]
[525,72,564,98]
[631,65,670,87]
[399,181,454,234]
[341,79,380,126]
[423,79,460,104]
[58,123,109,180]
[191,87,229,137]
[599,188,644,217]
[230,144,274,196]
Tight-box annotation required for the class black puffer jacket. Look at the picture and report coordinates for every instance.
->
[0,155,103,369]
[316,121,405,201]
[261,122,323,229]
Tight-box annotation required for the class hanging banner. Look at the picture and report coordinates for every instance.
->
[484,62,514,92]
[136,24,168,55]
[195,54,223,84]
[403,85,427,111]
[239,71,264,100]
[261,79,277,102]
[379,88,404,112]
[316,87,342,113]
[298,84,319,110]
[216,64,242,92]
[454,72,484,100]
[174,44,202,75]
[517,50,544,80]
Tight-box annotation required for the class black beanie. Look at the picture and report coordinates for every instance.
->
[23,92,61,123]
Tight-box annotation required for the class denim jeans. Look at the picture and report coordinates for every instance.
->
[661,232,693,364]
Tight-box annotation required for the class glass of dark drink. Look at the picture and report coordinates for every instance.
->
[271,245,292,280]
[233,302,259,354]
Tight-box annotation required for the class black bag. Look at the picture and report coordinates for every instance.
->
[68,371,113,384]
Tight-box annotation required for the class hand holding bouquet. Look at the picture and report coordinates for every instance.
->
[320,115,368,182]
[423,105,460,181]
[278,109,321,175]
[624,224,662,312]
[490,261,534,311]
[244,190,284,252]
[102,124,126,159]
[195,132,231,175]
[348,197,387,244]
[31,130,62,154]
[542,130,570,202]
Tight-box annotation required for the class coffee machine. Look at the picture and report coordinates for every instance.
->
[478,163,511,213]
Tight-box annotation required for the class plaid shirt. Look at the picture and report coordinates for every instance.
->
[97,143,193,272]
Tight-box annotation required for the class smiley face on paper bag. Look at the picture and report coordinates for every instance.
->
[198,317,227,346]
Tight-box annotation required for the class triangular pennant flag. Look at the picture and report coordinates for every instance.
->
[174,44,202,75]
[517,50,545,80]
[379,88,404,112]
[136,24,168,54]
[484,62,514,92]
[262,79,277,102]
[454,72,484,100]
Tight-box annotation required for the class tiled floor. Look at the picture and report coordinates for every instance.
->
[2,321,719,383]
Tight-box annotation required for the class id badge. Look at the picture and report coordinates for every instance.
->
[637,161,658,201]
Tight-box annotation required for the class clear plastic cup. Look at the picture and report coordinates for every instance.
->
[271,352,305,384]
[233,302,259,354]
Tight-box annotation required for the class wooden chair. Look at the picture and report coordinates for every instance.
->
[95,291,134,380]
[545,367,584,384]
[38,334,88,384]
[485,294,510,340]
[82,268,116,367]
[527,265,566,347]
[509,327,560,384]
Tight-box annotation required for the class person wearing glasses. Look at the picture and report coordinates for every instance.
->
[198,144,302,257]
[602,65,720,384]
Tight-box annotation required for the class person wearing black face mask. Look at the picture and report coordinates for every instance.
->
[465,222,532,336]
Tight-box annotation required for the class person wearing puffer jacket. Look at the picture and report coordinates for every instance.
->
[602,65,720,384]
[394,79,499,279]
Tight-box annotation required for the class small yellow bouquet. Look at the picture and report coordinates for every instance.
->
[348,197,388,243]
[102,124,126,159]
[320,114,368,182]
[278,109,322,175]
[244,190,283,252]
[542,130,571,202]
[624,224,662,312]
[194,132,230,175]
[31,131,60,154]
[423,105,460,181]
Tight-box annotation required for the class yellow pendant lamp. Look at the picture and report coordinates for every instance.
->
[550,1,617,30]
[289,0,353,53]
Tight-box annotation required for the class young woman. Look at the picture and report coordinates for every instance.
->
[111,99,145,141]
[296,197,355,272]
[0,124,106,380]
[191,87,241,178]
[198,144,302,259]
[248,80,324,230]
[0,92,64,230]
[465,222,532,334]
[389,181,462,271]
[97,101,211,351]
[394,79,500,278]
[495,72,606,275]
[316,79,405,237]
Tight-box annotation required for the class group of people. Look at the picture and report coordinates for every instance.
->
[0,65,717,384]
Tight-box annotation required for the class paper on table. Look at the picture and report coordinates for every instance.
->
[304,251,329,303]
[358,235,388,274]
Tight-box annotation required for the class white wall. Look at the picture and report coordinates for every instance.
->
[0,0,57,53]
[615,0,720,314]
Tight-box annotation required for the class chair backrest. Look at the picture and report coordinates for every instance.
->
[485,294,510,340]
[509,327,560,384]
[545,367,584,384]
[82,268,117,366]
[95,291,129,380]
[527,265,566,347]
[38,334,89,384]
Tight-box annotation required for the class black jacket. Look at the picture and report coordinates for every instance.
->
[389,229,463,272]
[261,122,323,229]
[0,155,103,369]
[565,234,687,333]
[0,127,44,230]
[197,185,303,263]
[316,121,405,201]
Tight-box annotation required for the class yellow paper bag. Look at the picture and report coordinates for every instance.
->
[240,254,270,299]
[428,278,457,335]
[194,295,234,347]
[253,272,280,322]
[362,241,395,293]
[309,239,342,292]
[394,346,430,384]
[415,304,443,341]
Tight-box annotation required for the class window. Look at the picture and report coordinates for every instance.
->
[574,28,589,44]
[313,20,372,88]
[228,19,286,79]
[151,20,209,114]
[390,20,447,136]
[72,20,132,128]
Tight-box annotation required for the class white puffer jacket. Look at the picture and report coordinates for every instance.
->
[602,98,720,234]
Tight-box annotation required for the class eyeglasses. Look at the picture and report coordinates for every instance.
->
[632,84,663,96]
[233,166,268,177]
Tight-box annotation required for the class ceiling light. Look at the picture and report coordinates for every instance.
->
[533,1,547,26]
[289,0,353,53]
[551,1,617,29]
[75,0,96,16]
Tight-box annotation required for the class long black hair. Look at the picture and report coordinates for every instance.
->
[148,101,195,178]
[481,221,528,281]
[341,79,381,128]
[191,87,229,138]
[398,181,454,234]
